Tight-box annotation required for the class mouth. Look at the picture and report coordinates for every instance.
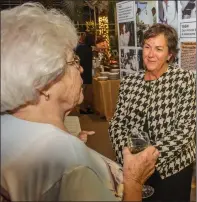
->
[148,60,156,63]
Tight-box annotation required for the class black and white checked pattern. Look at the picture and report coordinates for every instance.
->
[109,66,196,179]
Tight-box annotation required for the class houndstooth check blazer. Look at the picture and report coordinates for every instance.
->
[109,66,196,179]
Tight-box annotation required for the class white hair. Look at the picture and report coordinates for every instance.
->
[1,3,78,112]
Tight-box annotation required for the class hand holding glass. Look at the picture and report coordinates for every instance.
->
[127,128,154,198]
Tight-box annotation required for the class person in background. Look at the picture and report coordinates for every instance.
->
[119,23,130,46]
[162,0,178,30]
[1,3,159,201]
[95,35,108,51]
[136,8,144,46]
[95,35,110,65]
[109,23,196,201]
[76,32,94,114]
[151,7,157,24]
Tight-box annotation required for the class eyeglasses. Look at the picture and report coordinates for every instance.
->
[66,54,81,70]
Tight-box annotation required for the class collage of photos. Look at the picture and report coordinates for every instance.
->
[120,48,137,72]
[136,1,157,47]
[117,0,196,78]
[119,21,135,47]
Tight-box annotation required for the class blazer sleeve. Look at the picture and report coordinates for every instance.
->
[108,77,130,165]
[155,71,196,172]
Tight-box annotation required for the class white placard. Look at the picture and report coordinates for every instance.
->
[180,21,196,38]
[116,1,134,23]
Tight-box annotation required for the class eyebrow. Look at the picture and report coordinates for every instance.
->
[144,43,165,48]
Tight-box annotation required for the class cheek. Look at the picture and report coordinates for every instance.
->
[142,51,148,61]
[72,75,82,98]
[158,53,169,62]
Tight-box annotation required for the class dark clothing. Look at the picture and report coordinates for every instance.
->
[76,44,93,84]
[182,0,196,17]
[144,164,193,202]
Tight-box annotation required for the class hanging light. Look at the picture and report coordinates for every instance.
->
[98,15,109,48]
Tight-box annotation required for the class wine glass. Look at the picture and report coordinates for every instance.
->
[127,128,154,199]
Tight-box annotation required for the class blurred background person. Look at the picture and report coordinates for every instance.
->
[76,32,94,114]
[95,35,108,51]
[94,35,110,66]
[136,8,145,46]
[151,7,157,24]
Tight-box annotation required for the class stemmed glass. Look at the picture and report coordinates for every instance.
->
[127,128,154,198]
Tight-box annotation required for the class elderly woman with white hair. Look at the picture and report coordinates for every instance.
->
[1,3,159,201]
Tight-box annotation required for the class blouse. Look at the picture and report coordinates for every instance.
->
[1,114,120,201]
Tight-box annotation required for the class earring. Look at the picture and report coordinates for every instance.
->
[40,92,50,101]
[45,93,50,101]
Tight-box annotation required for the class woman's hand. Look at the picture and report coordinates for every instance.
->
[123,146,159,186]
[78,131,95,143]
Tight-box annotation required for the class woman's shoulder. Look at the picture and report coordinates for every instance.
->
[169,66,195,82]
[168,66,196,90]
[1,114,90,164]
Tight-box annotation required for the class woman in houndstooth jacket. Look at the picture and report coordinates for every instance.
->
[109,23,196,201]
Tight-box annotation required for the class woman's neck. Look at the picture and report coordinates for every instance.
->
[12,102,71,133]
[144,64,168,81]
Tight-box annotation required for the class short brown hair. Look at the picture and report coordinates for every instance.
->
[96,35,106,44]
[142,23,179,63]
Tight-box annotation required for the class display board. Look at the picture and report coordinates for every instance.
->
[116,0,196,78]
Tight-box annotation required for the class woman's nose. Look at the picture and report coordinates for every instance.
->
[148,49,154,57]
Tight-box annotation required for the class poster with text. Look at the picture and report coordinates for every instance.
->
[180,42,196,72]
[116,1,135,23]
[116,1,136,77]
[178,1,196,41]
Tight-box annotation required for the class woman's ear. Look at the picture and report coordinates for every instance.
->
[167,53,173,61]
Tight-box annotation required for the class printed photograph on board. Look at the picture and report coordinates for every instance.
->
[120,48,137,72]
[136,1,157,47]
[158,0,178,31]
[119,21,135,47]
[180,0,196,20]
[137,49,144,72]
